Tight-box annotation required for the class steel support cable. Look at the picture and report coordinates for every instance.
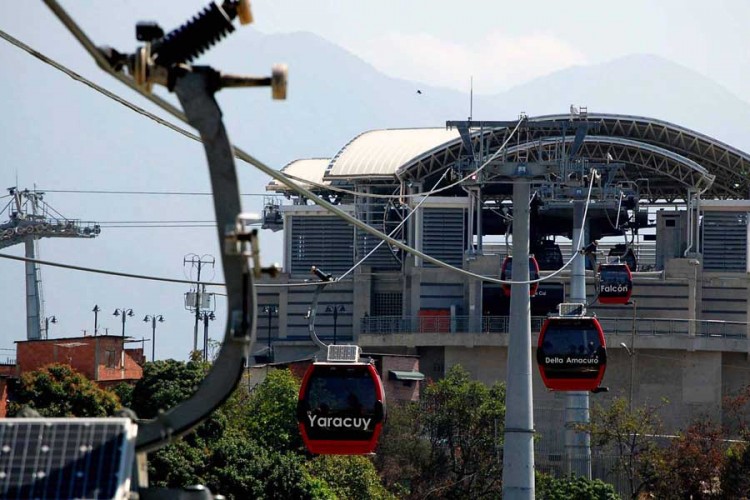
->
[0,251,342,288]
[1,25,590,287]
[0,27,521,210]
[338,168,450,281]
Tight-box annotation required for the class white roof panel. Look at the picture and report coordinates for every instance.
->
[327,128,460,178]
[267,158,331,192]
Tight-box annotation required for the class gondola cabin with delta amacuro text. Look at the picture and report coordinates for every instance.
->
[536,315,607,392]
[501,255,540,297]
[297,345,386,455]
[597,262,633,305]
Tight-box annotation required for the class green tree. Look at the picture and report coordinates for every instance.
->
[375,365,505,499]
[720,385,750,497]
[130,359,209,419]
[8,363,120,417]
[241,368,304,450]
[581,396,665,499]
[647,419,725,499]
[307,455,395,500]
[111,382,134,408]
[132,364,392,498]
[536,472,619,500]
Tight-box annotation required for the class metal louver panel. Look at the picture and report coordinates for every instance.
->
[290,216,354,275]
[702,212,747,272]
[423,208,465,267]
[355,200,401,271]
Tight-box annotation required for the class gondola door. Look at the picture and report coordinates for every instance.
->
[536,316,607,391]
[598,263,633,305]
[297,358,386,455]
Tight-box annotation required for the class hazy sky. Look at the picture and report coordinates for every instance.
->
[0,0,748,361]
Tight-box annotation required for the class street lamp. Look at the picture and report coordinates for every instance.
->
[262,305,278,358]
[92,305,101,336]
[143,314,165,362]
[325,305,345,345]
[198,311,216,362]
[44,315,57,339]
[113,308,135,337]
[621,299,638,411]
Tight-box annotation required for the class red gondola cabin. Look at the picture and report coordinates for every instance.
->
[597,263,633,305]
[501,256,540,297]
[297,360,386,455]
[536,316,607,392]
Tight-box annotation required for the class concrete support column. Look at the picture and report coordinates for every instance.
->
[502,179,535,499]
[565,201,592,478]
[24,237,42,340]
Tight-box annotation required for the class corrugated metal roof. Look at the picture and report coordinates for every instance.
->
[267,158,331,192]
[326,128,460,179]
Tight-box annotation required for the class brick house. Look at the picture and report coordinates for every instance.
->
[0,335,145,417]
[15,335,144,387]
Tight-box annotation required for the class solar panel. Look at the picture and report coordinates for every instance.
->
[327,344,360,362]
[0,418,137,500]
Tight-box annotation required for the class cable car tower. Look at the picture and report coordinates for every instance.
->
[0,187,100,339]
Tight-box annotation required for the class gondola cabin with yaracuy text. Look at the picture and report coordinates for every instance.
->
[536,312,607,392]
[297,345,386,455]
[501,255,540,297]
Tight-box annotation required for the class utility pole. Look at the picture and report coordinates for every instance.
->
[184,254,215,355]
[92,304,101,336]
[199,311,215,362]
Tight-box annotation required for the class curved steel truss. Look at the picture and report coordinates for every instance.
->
[397,113,750,200]
[499,136,716,202]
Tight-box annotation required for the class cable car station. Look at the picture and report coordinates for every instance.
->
[263,110,750,477]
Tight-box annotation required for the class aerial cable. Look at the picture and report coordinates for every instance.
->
[0,251,344,288]
[0,27,592,287]
[338,168,450,281]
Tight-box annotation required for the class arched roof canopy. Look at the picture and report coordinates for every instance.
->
[395,113,750,200]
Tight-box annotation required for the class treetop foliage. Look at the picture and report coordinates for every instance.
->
[8,362,119,417]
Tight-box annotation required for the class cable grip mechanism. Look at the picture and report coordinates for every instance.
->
[126,0,287,100]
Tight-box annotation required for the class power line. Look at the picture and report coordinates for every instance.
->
[0,27,596,286]
[0,251,338,288]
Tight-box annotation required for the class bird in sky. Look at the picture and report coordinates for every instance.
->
[416,89,422,94]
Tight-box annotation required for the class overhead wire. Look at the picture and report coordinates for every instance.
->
[0,26,595,286]
[338,168,451,281]
[0,251,328,288]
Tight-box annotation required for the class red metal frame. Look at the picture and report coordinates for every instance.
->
[501,256,540,297]
[536,316,607,392]
[298,362,385,455]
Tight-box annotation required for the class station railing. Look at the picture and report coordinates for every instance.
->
[360,315,748,338]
